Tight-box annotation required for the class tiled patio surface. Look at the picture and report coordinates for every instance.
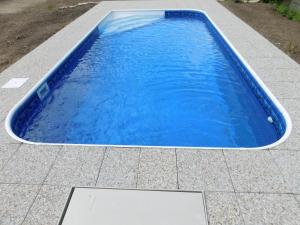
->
[0,1,299,225]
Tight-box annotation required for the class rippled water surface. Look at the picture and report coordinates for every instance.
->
[22,16,278,147]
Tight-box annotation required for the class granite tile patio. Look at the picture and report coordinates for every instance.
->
[253,68,300,83]
[22,185,71,225]
[205,192,245,225]
[0,122,19,144]
[0,0,299,225]
[279,98,300,121]
[176,149,233,191]
[45,146,105,186]
[137,148,177,189]
[270,150,300,193]
[223,150,290,193]
[0,184,40,225]
[96,147,140,188]
[0,144,20,170]
[295,195,300,204]
[236,193,300,225]
[0,145,61,184]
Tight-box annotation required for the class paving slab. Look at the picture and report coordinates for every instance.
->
[0,183,40,225]
[0,144,20,170]
[237,193,300,225]
[137,148,177,189]
[205,192,245,225]
[224,150,290,193]
[273,131,300,151]
[176,149,233,191]
[0,93,18,122]
[0,145,60,184]
[253,68,300,84]
[248,57,300,71]
[246,35,297,59]
[231,41,262,59]
[278,98,300,122]
[45,146,104,186]
[0,122,19,144]
[266,82,300,99]
[22,185,71,225]
[0,87,31,123]
[295,195,300,204]
[96,147,140,188]
[271,150,300,193]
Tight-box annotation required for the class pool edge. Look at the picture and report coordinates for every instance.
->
[4,8,293,150]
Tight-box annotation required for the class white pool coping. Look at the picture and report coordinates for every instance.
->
[2,2,294,150]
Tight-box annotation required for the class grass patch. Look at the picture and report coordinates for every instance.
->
[47,4,55,11]
[285,40,299,55]
[263,0,300,21]
[276,3,300,21]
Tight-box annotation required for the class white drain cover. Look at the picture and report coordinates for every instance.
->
[59,188,208,225]
[1,78,28,88]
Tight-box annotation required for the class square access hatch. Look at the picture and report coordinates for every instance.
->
[59,188,208,225]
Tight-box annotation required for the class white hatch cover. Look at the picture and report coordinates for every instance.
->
[59,188,208,225]
[1,78,28,88]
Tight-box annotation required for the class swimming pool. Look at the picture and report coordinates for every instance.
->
[6,10,291,148]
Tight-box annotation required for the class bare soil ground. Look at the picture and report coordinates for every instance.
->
[0,0,47,14]
[220,1,300,64]
[0,0,100,73]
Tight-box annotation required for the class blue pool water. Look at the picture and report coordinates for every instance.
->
[11,11,285,147]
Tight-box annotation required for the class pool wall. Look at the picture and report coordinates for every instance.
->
[5,9,292,149]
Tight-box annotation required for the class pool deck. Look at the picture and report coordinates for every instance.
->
[0,0,299,224]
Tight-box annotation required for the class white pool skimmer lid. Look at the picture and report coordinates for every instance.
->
[59,188,208,225]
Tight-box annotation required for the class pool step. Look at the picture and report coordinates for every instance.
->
[100,15,163,37]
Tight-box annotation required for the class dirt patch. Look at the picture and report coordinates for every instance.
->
[219,1,300,64]
[0,0,100,73]
[0,0,47,14]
